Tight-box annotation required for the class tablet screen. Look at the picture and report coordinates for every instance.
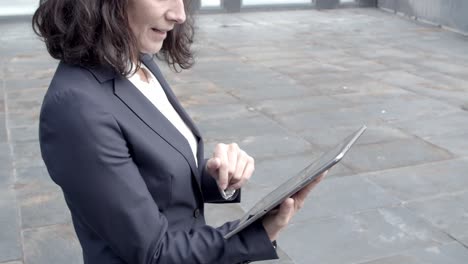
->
[225,125,366,239]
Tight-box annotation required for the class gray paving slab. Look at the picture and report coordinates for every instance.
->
[415,59,468,80]
[364,158,468,202]
[23,224,83,264]
[299,124,412,149]
[0,114,7,142]
[290,72,381,97]
[179,91,242,108]
[12,142,43,169]
[169,79,221,94]
[255,57,329,71]
[3,67,54,84]
[462,103,468,111]
[251,152,352,185]
[185,103,257,122]
[197,114,285,140]
[292,175,401,223]
[398,90,468,114]
[459,236,468,247]
[333,93,459,123]
[230,48,304,63]
[374,60,424,76]
[191,45,240,62]
[400,72,468,104]
[9,126,39,144]
[0,261,23,264]
[190,59,260,82]
[394,111,468,140]
[268,59,348,78]
[226,77,310,102]
[360,47,423,61]
[341,138,453,173]
[15,166,71,229]
[192,62,311,101]
[204,133,315,161]
[6,111,39,129]
[328,58,390,73]
[0,143,13,186]
[276,107,382,133]
[0,24,43,62]
[426,132,468,157]
[0,99,5,114]
[0,188,22,262]
[6,89,47,109]
[405,191,468,241]
[5,99,41,115]
[0,168,13,187]
[279,207,453,264]
[254,95,347,117]
[175,82,240,108]
[310,75,410,97]
[3,78,51,92]
[367,69,468,106]
[358,242,468,264]
[303,50,353,65]
[366,70,439,92]
[3,59,56,81]
[159,67,210,86]
[4,82,45,113]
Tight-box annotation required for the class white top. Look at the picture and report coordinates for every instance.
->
[127,64,198,167]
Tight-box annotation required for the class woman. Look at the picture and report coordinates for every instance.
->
[33,0,323,263]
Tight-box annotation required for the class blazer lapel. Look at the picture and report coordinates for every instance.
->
[141,55,202,140]
[141,56,207,175]
[112,72,201,186]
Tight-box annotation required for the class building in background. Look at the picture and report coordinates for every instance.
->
[0,0,37,16]
[1,1,465,38]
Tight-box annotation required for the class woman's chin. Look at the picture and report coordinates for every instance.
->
[140,43,163,55]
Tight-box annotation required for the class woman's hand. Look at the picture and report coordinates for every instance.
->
[262,171,327,241]
[205,143,254,192]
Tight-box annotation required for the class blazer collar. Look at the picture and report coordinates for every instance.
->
[86,64,117,83]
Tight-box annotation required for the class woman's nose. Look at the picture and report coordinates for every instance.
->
[166,0,186,24]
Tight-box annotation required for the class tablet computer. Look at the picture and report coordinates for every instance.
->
[224,125,367,239]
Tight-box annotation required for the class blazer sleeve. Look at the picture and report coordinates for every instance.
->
[39,88,278,264]
[199,158,241,204]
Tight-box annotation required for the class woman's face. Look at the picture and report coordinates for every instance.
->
[127,0,186,54]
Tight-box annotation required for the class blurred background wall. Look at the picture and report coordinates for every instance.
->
[378,0,468,34]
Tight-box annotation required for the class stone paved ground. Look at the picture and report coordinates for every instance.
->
[1,7,468,264]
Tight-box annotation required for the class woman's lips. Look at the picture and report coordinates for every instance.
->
[151,28,167,38]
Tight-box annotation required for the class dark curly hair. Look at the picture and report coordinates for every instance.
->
[32,0,195,75]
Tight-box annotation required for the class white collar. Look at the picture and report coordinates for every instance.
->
[127,63,156,85]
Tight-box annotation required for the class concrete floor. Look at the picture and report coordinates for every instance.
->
[1,7,468,264]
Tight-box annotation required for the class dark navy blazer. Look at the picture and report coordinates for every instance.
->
[39,55,278,264]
